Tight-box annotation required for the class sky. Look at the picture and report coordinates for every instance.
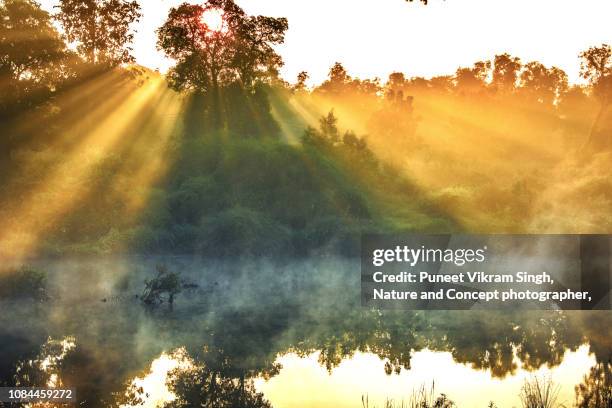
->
[38,0,612,86]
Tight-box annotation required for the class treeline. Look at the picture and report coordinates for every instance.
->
[299,46,611,150]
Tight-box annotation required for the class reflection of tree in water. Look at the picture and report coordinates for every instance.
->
[424,311,576,377]
[283,308,610,379]
[286,308,427,374]
[12,336,75,388]
[7,311,610,408]
[117,348,273,408]
[163,354,272,408]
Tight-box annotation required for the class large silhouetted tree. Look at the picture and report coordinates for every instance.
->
[55,0,141,66]
[580,44,612,92]
[157,0,288,93]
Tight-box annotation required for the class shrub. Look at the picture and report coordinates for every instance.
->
[198,207,292,258]
[141,264,182,307]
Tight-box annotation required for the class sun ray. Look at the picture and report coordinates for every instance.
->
[0,76,175,264]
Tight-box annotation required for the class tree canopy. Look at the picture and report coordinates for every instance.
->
[156,0,288,93]
[0,0,69,103]
[55,0,141,66]
[580,44,612,102]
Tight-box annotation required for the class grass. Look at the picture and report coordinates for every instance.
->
[362,382,454,408]
[520,376,564,408]
[359,375,582,408]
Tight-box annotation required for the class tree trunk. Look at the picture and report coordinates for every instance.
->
[210,72,222,130]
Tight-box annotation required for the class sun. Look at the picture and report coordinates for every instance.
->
[201,8,225,32]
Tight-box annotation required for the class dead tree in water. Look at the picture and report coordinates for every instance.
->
[141,264,182,308]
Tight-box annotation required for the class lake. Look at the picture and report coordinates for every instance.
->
[0,256,609,407]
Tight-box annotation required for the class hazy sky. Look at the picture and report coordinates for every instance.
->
[39,0,612,85]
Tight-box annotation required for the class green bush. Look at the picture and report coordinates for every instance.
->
[198,207,292,258]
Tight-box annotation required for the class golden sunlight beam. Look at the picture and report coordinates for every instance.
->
[0,75,184,265]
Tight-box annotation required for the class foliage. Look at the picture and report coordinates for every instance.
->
[315,61,381,97]
[0,0,69,90]
[1,0,610,256]
[575,362,612,408]
[361,383,455,408]
[0,0,71,162]
[294,70,309,91]
[492,53,522,93]
[520,62,568,105]
[164,359,272,408]
[198,207,292,258]
[156,0,288,92]
[519,376,562,408]
[578,44,612,150]
[579,44,612,97]
[454,61,491,95]
[55,0,141,66]
[140,264,182,306]
[302,110,370,154]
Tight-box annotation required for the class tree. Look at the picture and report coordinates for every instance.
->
[156,0,288,93]
[55,0,141,66]
[492,53,521,93]
[519,62,568,106]
[301,110,339,146]
[319,110,340,143]
[455,60,491,95]
[163,355,273,408]
[575,362,611,408]
[429,75,454,94]
[232,14,287,87]
[579,44,612,149]
[0,0,68,90]
[580,44,612,103]
[329,61,350,84]
[387,72,406,91]
[140,264,182,308]
[0,0,70,163]
[294,70,309,91]
[315,62,351,95]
